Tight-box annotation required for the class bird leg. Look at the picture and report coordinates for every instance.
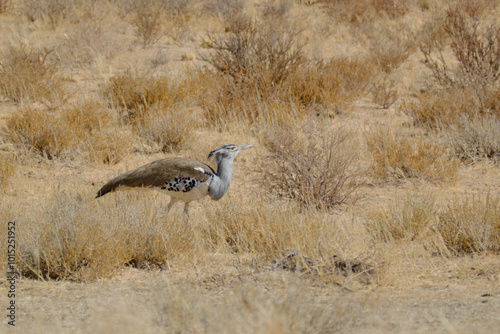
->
[183,202,190,217]
[167,198,179,213]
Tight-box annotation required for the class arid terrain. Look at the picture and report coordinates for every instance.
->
[0,0,499,333]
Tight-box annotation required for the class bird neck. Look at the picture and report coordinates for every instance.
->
[209,158,234,200]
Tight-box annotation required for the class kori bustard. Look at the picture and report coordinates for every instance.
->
[96,144,252,215]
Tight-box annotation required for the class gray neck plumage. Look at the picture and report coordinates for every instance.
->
[208,156,234,201]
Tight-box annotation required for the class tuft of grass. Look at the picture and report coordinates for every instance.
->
[257,123,364,210]
[437,194,500,255]
[0,152,16,189]
[104,69,193,121]
[287,57,375,114]
[445,116,500,163]
[366,194,438,243]
[366,127,459,183]
[6,101,132,163]
[132,104,195,153]
[401,88,479,131]
[0,45,67,107]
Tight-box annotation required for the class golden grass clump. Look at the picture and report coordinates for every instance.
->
[287,57,375,114]
[132,104,195,153]
[366,195,438,243]
[366,193,500,256]
[437,194,500,255]
[6,101,132,163]
[0,153,16,189]
[105,69,194,119]
[366,127,459,183]
[0,45,67,107]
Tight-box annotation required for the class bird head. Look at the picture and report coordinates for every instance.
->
[208,144,252,162]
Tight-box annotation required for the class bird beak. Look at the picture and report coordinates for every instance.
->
[239,145,252,150]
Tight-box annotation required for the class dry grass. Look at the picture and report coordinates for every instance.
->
[0,152,16,189]
[366,194,438,243]
[0,45,67,107]
[437,194,500,255]
[366,127,459,183]
[132,104,195,153]
[0,1,499,331]
[445,115,500,163]
[367,193,500,256]
[7,188,196,281]
[6,101,133,163]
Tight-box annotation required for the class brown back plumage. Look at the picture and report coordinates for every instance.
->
[96,157,215,198]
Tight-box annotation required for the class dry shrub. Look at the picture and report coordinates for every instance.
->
[366,127,458,183]
[21,0,72,26]
[445,116,500,163]
[0,45,67,107]
[371,78,398,109]
[132,104,195,153]
[201,15,306,100]
[0,153,16,189]
[322,0,411,22]
[436,194,499,255]
[201,16,374,125]
[105,69,196,152]
[258,123,363,210]
[132,0,164,47]
[366,195,438,243]
[361,21,416,73]
[420,6,500,113]
[6,101,132,163]
[12,189,195,281]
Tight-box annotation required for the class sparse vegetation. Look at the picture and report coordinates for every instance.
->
[0,0,499,331]
[0,45,67,107]
[366,127,458,183]
[6,101,132,163]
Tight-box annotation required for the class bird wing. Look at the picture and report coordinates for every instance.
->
[96,157,215,198]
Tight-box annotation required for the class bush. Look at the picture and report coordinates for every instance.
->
[420,7,500,113]
[132,0,164,47]
[201,15,374,125]
[257,123,363,210]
